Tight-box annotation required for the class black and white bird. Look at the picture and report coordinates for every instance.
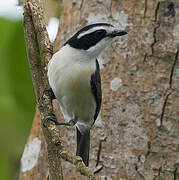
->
[47,23,127,166]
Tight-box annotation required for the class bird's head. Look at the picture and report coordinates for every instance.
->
[64,23,127,58]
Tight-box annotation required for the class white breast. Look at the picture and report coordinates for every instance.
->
[47,45,96,131]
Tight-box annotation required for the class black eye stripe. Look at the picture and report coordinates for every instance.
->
[71,30,107,50]
[64,23,113,50]
[78,30,106,40]
[95,30,106,35]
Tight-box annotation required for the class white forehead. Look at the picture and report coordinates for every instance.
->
[77,25,114,39]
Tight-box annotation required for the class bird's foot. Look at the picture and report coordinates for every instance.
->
[45,114,76,126]
[44,88,56,100]
[44,113,58,126]
[57,119,77,126]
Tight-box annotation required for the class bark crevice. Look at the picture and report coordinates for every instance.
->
[151,2,160,56]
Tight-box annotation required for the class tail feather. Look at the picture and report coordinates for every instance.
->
[76,127,90,166]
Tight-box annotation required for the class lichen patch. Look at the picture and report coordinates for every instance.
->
[110,77,122,91]
[21,137,41,172]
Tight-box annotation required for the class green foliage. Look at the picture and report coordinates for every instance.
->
[0,18,35,180]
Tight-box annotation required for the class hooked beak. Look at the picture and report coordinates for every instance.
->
[109,29,128,37]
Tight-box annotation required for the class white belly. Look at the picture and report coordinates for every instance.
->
[47,51,96,131]
[57,69,96,123]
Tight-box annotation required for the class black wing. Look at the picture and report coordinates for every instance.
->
[90,59,102,124]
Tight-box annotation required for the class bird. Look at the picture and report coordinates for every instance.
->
[47,23,127,166]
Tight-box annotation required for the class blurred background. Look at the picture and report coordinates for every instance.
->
[0,0,35,179]
[0,0,60,179]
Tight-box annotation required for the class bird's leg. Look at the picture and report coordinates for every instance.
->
[45,113,77,126]
[44,88,56,100]
[55,119,77,126]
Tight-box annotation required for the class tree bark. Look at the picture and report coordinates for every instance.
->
[20,0,179,180]
[54,0,179,179]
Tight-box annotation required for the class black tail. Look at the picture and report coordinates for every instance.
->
[76,127,90,166]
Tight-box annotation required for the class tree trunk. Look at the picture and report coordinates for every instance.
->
[20,0,179,179]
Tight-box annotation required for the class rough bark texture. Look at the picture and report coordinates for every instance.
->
[20,1,64,180]
[20,0,179,180]
[19,0,60,24]
[54,0,179,179]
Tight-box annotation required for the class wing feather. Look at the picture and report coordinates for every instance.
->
[90,59,102,124]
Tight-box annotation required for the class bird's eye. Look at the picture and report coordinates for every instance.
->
[95,30,106,36]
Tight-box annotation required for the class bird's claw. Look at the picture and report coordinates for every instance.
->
[43,113,58,127]
[44,88,56,100]
[44,114,76,127]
